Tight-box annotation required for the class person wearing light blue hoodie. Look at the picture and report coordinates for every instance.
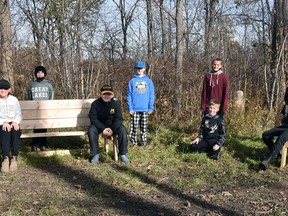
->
[127,61,155,146]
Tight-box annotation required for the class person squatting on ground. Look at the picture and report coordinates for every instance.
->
[28,65,54,151]
[190,99,226,160]
[259,88,288,170]
[201,58,229,117]
[88,85,130,164]
[0,79,22,173]
[127,60,155,146]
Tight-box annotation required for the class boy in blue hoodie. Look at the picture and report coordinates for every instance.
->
[127,61,155,146]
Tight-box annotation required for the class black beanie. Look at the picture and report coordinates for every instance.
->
[34,66,47,77]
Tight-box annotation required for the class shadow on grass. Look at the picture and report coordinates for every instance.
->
[20,136,88,151]
[19,150,242,216]
[111,164,242,216]
[20,153,180,215]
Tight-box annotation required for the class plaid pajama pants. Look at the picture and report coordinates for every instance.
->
[129,112,148,145]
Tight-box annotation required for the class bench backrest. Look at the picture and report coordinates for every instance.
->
[20,99,94,130]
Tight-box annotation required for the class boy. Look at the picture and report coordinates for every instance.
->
[88,85,130,164]
[201,58,229,116]
[259,87,288,170]
[28,66,54,151]
[190,99,226,160]
[127,60,155,146]
[0,79,22,172]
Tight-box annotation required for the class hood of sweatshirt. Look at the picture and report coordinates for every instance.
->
[133,74,147,79]
[208,69,223,86]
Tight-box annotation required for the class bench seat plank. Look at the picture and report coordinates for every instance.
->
[21,131,87,138]
[20,99,94,110]
[21,108,90,119]
[20,118,90,129]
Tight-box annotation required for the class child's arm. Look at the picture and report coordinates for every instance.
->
[213,118,226,150]
[126,81,133,113]
[191,118,205,144]
[148,79,155,113]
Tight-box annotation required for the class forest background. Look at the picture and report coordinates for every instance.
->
[0,0,287,133]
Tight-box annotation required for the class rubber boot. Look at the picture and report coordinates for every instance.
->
[259,150,278,170]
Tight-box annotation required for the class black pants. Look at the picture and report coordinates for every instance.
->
[190,140,220,157]
[31,129,47,147]
[262,126,288,154]
[88,124,128,156]
[0,126,21,157]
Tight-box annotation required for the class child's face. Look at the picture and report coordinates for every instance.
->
[135,68,145,76]
[0,88,11,99]
[36,71,45,78]
[208,104,220,116]
[212,60,222,72]
[101,93,113,102]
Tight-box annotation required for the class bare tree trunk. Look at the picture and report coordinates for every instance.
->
[0,0,14,86]
[146,0,153,77]
[113,0,139,60]
[77,0,84,99]
[174,0,183,115]
[204,0,217,62]
[268,0,288,112]
[159,0,167,59]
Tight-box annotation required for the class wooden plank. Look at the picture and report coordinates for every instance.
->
[20,118,90,129]
[21,131,87,138]
[20,99,95,110]
[21,108,90,120]
[280,141,288,168]
[27,150,71,157]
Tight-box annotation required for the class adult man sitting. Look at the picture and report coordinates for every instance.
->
[88,85,130,164]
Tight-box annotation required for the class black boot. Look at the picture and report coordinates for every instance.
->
[259,150,279,170]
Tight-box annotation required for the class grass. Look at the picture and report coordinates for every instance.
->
[2,122,288,215]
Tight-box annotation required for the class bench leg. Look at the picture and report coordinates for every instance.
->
[103,135,118,161]
[113,135,118,162]
[280,143,288,168]
[104,137,109,154]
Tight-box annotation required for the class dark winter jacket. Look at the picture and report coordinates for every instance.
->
[201,70,229,113]
[281,105,288,127]
[89,97,123,133]
[197,114,226,147]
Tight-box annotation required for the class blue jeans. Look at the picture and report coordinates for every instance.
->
[262,126,288,153]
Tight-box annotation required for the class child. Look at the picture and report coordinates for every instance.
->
[190,99,226,160]
[28,66,54,151]
[127,60,155,146]
[88,85,130,164]
[201,58,229,116]
[259,87,288,170]
[0,79,22,172]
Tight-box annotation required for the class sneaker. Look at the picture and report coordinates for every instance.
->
[259,162,267,171]
[120,155,130,164]
[90,154,100,164]
[10,156,17,172]
[31,145,38,152]
[129,138,137,146]
[40,145,48,151]
[1,156,10,173]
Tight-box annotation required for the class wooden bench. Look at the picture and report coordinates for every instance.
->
[280,141,288,168]
[19,99,118,161]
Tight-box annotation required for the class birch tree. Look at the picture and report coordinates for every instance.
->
[0,0,14,85]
